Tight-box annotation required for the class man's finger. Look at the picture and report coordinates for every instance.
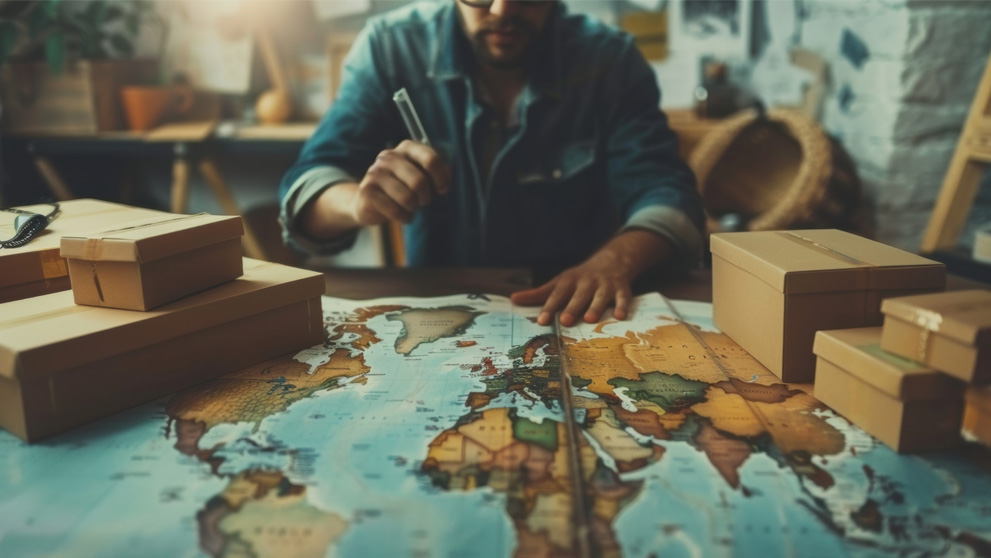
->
[613,288,632,320]
[539,281,575,327]
[397,140,451,195]
[561,281,595,327]
[379,150,432,207]
[366,187,413,223]
[510,281,555,306]
[372,170,420,213]
[584,286,613,324]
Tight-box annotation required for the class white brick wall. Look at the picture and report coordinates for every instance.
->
[791,0,991,250]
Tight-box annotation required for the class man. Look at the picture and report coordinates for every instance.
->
[279,0,704,327]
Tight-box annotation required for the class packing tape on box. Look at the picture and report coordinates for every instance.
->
[908,300,991,360]
[779,231,883,320]
[779,231,875,269]
[76,213,209,260]
[39,250,68,279]
[92,213,208,236]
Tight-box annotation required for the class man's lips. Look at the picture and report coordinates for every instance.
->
[484,28,525,45]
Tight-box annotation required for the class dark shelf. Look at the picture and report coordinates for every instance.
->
[924,248,991,284]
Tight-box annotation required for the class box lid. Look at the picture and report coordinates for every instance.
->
[59,213,244,263]
[813,327,962,400]
[880,290,991,346]
[710,230,945,295]
[0,199,164,288]
[0,258,324,381]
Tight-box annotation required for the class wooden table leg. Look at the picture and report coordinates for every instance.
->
[198,158,267,261]
[33,157,75,201]
[170,143,191,214]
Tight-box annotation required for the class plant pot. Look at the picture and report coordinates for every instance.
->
[120,85,194,132]
[0,59,158,135]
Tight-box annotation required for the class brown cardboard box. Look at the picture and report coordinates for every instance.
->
[963,387,991,446]
[61,214,244,311]
[711,230,945,382]
[880,290,991,384]
[0,259,326,442]
[813,327,964,452]
[0,199,165,303]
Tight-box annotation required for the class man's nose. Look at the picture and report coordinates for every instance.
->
[488,0,523,18]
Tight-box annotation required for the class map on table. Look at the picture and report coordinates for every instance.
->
[2,293,990,558]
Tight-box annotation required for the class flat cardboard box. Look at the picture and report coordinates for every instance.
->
[813,327,964,453]
[0,199,164,303]
[712,230,945,382]
[0,259,326,442]
[880,290,991,385]
[963,386,991,446]
[61,213,244,311]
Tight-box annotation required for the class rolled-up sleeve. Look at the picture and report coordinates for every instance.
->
[278,21,397,256]
[604,38,705,269]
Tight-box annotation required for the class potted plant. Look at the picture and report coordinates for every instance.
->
[0,0,166,134]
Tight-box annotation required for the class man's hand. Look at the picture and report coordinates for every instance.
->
[510,230,675,327]
[352,140,451,226]
[302,140,450,239]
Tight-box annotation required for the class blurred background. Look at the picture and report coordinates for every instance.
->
[1,0,989,276]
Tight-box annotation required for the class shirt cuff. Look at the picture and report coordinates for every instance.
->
[621,205,703,270]
[280,166,361,256]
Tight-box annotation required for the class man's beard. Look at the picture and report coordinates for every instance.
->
[467,15,539,70]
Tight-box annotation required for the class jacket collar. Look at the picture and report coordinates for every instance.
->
[428,1,565,100]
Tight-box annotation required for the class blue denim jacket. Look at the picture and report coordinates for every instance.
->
[280,1,704,270]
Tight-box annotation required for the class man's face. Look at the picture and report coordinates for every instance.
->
[455,0,555,69]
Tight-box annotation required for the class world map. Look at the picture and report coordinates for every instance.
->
[2,293,990,557]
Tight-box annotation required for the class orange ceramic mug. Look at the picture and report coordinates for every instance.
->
[120,85,195,132]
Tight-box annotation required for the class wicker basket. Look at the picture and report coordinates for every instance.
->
[690,108,861,234]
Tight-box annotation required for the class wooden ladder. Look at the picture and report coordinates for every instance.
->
[920,51,991,254]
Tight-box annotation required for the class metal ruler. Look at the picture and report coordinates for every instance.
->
[555,321,593,558]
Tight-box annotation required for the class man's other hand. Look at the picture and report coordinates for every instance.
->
[510,230,675,327]
[352,140,451,226]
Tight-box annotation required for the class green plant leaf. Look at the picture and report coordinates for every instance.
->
[125,12,139,36]
[45,30,64,73]
[84,1,105,25]
[44,0,60,20]
[109,34,133,55]
[0,22,17,64]
[105,4,125,23]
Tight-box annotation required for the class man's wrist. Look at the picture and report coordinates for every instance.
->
[301,181,362,240]
[597,229,675,280]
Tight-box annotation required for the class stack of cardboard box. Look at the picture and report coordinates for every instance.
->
[712,229,991,452]
[0,201,326,442]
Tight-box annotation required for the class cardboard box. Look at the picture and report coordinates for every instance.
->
[963,386,991,446]
[711,230,945,382]
[61,214,245,311]
[880,290,991,384]
[0,199,165,303]
[0,259,326,442]
[813,327,964,453]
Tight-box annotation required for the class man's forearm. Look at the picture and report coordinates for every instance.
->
[301,182,361,240]
[592,229,676,280]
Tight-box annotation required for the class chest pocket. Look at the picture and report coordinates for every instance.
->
[517,140,597,186]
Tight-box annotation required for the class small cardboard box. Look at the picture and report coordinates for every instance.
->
[0,199,165,303]
[0,259,326,443]
[963,386,991,447]
[711,230,945,382]
[61,213,245,311]
[880,290,991,385]
[813,327,964,453]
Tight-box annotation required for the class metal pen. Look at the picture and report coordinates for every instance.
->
[392,87,431,147]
